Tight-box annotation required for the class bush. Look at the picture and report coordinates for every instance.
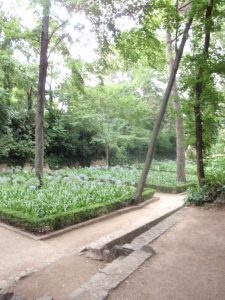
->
[0,187,155,233]
[185,184,224,206]
[185,156,225,206]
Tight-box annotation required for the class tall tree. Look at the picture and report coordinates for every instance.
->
[134,14,193,203]
[167,31,186,182]
[35,0,51,186]
[194,0,214,186]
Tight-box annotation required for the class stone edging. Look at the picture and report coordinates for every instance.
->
[80,206,181,261]
[68,213,180,300]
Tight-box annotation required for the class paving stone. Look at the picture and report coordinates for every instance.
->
[11,295,26,300]
[68,249,152,300]
[87,272,118,290]
[34,296,53,300]
[130,215,178,250]
[69,286,108,300]
[69,215,180,300]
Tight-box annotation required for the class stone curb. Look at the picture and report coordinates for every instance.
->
[80,206,182,261]
[68,249,154,300]
[68,213,180,300]
[1,199,182,292]
[0,197,159,241]
[124,214,178,251]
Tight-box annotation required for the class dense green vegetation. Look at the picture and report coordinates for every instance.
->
[0,0,224,228]
[0,64,176,167]
[0,171,135,217]
[0,1,224,171]
[0,166,156,232]
[185,156,225,206]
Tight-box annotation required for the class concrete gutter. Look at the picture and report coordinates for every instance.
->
[80,206,181,261]
[69,213,180,300]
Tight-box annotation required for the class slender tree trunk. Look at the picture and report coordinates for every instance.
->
[167,32,186,182]
[194,0,214,186]
[48,63,54,121]
[105,144,109,167]
[35,0,50,186]
[134,17,193,203]
[27,86,33,112]
[195,78,205,185]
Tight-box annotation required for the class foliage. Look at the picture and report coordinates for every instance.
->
[0,171,135,218]
[0,167,155,232]
[185,156,225,205]
[0,0,224,183]
[46,162,197,187]
[0,189,155,233]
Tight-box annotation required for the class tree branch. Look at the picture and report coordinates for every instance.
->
[178,1,192,12]
[49,20,68,41]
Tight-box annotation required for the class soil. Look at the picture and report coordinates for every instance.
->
[12,256,105,300]
[108,206,225,300]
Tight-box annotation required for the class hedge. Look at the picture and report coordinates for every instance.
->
[149,183,196,193]
[0,188,155,234]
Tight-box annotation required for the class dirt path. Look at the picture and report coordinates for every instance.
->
[13,256,105,300]
[108,207,225,300]
[0,193,183,298]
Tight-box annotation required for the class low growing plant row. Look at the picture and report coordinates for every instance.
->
[0,170,156,233]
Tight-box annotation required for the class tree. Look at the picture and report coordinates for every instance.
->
[194,0,214,186]
[180,0,225,185]
[134,13,193,203]
[167,31,186,182]
[35,0,51,186]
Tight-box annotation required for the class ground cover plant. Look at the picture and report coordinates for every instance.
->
[74,162,197,187]
[185,156,225,206]
[0,168,156,233]
[0,160,201,232]
[0,172,135,218]
[150,160,196,175]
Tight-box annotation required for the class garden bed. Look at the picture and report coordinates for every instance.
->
[0,170,155,233]
[0,188,155,233]
[0,162,198,233]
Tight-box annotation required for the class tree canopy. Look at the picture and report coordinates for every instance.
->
[0,0,224,188]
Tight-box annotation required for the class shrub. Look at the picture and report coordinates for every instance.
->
[185,156,225,206]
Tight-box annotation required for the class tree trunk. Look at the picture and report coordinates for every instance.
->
[134,17,193,203]
[194,0,214,186]
[48,63,54,121]
[105,144,109,167]
[167,31,186,182]
[27,85,33,112]
[194,83,205,185]
[35,0,50,186]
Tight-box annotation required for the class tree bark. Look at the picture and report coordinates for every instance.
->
[167,31,186,182]
[27,85,33,112]
[134,17,193,203]
[35,0,50,186]
[105,144,109,167]
[194,0,214,186]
